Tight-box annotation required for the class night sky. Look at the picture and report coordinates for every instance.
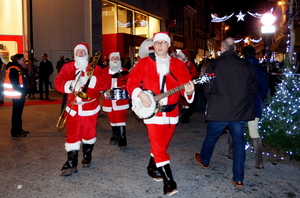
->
[210,0,277,38]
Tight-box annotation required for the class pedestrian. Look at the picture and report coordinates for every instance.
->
[194,37,258,188]
[56,55,65,73]
[102,51,129,150]
[55,43,107,176]
[0,58,6,105]
[127,32,195,196]
[38,53,53,100]
[3,54,30,137]
[177,49,199,123]
[25,58,37,99]
[225,45,267,169]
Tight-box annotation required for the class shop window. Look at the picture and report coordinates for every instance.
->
[117,5,133,34]
[102,0,117,34]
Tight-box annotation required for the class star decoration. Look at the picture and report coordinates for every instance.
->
[139,19,147,27]
[235,11,246,21]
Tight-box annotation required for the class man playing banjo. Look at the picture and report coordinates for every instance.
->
[127,32,195,196]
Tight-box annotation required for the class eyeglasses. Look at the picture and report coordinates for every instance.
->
[154,41,168,45]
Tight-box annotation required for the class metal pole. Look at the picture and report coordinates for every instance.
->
[266,34,270,73]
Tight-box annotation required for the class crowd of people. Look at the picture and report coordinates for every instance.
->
[0,32,291,196]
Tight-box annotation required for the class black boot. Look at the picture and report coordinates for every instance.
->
[61,150,78,176]
[82,144,94,168]
[147,157,163,181]
[110,126,119,145]
[118,126,127,150]
[181,108,190,123]
[158,164,178,196]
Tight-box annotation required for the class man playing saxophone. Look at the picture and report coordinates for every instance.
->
[55,43,107,176]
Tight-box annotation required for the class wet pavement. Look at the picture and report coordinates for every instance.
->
[0,91,299,198]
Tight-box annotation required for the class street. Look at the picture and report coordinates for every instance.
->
[0,91,299,198]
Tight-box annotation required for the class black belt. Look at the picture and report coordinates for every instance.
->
[160,103,177,112]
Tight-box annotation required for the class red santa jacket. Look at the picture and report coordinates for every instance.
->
[54,61,107,116]
[102,67,129,112]
[184,60,199,79]
[127,54,194,124]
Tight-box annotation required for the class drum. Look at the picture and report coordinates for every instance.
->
[104,88,130,100]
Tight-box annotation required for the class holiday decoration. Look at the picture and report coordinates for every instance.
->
[211,13,234,22]
[258,72,300,161]
[235,11,246,21]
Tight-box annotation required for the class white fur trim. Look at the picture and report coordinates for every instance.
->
[65,141,81,152]
[184,91,195,103]
[156,160,170,168]
[78,105,100,116]
[74,44,88,55]
[88,76,96,89]
[64,80,73,93]
[144,116,179,125]
[102,106,112,112]
[153,33,170,45]
[109,52,120,60]
[82,137,97,144]
[110,122,126,126]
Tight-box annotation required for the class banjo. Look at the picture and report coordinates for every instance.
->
[131,73,215,119]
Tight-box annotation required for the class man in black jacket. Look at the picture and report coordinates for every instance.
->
[39,53,53,99]
[194,37,258,188]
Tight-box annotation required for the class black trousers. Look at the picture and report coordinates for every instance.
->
[11,96,25,136]
[39,76,50,98]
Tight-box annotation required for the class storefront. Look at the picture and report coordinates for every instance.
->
[0,0,26,63]
[102,0,161,60]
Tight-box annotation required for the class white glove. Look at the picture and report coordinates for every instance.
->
[71,79,84,92]
[79,74,89,85]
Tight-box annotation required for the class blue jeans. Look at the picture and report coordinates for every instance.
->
[200,121,246,182]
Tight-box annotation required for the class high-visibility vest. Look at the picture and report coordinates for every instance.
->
[3,66,24,99]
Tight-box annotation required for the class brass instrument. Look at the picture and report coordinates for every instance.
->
[56,51,102,132]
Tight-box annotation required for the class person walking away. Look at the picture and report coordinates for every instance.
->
[38,53,53,100]
[55,43,107,176]
[3,54,30,137]
[102,51,129,150]
[177,49,199,123]
[194,37,258,188]
[127,32,195,196]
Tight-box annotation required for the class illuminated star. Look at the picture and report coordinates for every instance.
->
[139,19,147,27]
[235,11,246,21]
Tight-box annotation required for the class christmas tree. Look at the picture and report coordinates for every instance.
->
[258,71,300,161]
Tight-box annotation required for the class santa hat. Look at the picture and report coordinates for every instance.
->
[170,47,176,53]
[148,46,154,54]
[181,50,188,57]
[178,51,186,60]
[109,51,120,60]
[74,43,89,55]
[153,32,170,45]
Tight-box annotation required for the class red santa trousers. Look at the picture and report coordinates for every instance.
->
[146,123,176,165]
[65,112,98,144]
[107,109,127,126]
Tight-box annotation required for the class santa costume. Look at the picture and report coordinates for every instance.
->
[102,51,129,150]
[177,49,199,123]
[55,43,107,176]
[127,32,194,196]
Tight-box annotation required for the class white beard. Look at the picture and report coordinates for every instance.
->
[109,60,122,73]
[75,56,89,70]
[156,56,170,76]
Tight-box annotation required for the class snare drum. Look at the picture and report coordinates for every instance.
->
[104,88,130,100]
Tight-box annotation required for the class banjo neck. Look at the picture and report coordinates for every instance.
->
[153,80,195,102]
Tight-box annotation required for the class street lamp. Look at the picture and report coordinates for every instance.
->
[261,13,276,73]
[224,26,229,38]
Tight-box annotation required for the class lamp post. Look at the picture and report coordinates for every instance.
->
[261,13,276,73]
[224,26,229,38]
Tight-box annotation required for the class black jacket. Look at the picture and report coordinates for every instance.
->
[204,50,258,121]
[39,60,53,78]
